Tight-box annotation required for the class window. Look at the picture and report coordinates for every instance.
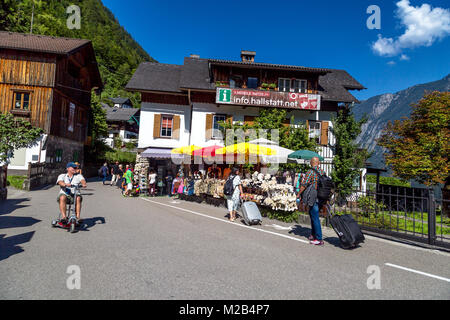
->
[14,92,30,110]
[160,116,173,138]
[55,149,63,163]
[309,121,321,144]
[279,78,307,93]
[213,114,226,138]
[247,77,258,89]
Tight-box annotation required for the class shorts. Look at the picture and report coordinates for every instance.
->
[127,183,133,191]
[57,193,82,205]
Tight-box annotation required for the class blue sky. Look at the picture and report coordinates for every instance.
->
[103,0,450,101]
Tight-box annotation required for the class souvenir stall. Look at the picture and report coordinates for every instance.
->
[176,143,298,213]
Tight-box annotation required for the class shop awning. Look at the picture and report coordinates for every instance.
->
[141,148,185,160]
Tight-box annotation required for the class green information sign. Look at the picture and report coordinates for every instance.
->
[218,89,231,103]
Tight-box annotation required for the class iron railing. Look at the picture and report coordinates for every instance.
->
[328,186,450,249]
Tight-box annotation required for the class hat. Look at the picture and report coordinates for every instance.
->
[66,162,77,169]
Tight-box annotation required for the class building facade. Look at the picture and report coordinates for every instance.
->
[126,51,365,178]
[0,32,102,172]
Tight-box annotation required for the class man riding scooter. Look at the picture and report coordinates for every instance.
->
[57,162,87,224]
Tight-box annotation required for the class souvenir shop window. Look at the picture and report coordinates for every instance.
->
[160,116,173,138]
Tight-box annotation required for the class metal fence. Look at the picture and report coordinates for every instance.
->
[328,185,450,249]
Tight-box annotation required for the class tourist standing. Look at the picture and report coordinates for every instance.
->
[165,171,174,197]
[148,169,157,197]
[226,167,244,222]
[297,157,326,246]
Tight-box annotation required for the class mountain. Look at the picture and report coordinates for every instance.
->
[0,0,156,107]
[353,74,450,170]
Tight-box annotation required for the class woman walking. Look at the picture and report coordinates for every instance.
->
[226,167,244,222]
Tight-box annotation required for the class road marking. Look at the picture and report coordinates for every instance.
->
[385,263,450,283]
[265,224,293,231]
[141,198,309,244]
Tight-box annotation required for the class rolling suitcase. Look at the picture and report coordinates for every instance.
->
[328,209,365,249]
[241,201,263,226]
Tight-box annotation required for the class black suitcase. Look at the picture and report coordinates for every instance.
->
[329,213,365,249]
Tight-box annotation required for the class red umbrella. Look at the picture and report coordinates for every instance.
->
[193,145,223,158]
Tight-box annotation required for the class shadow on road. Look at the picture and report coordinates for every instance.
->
[0,231,35,262]
[289,225,312,240]
[0,198,31,217]
[77,217,106,232]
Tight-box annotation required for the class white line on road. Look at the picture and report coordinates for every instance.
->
[141,198,309,244]
[385,263,450,283]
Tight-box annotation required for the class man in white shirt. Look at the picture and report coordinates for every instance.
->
[57,162,87,222]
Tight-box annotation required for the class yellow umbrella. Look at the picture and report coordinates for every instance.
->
[171,145,202,155]
[215,143,277,155]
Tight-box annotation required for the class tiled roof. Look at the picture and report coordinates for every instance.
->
[110,97,132,105]
[102,103,139,122]
[208,58,331,73]
[0,31,91,55]
[126,62,183,93]
[127,57,365,103]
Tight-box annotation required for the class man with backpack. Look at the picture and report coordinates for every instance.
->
[297,157,332,246]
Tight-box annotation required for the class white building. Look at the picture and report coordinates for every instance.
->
[126,51,365,184]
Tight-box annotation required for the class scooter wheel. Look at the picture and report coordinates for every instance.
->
[70,222,76,233]
[51,220,58,228]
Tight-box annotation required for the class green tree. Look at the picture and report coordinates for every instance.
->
[0,113,43,163]
[331,105,370,196]
[378,91,450,186]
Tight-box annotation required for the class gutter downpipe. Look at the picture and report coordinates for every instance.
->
[188,89,193,145]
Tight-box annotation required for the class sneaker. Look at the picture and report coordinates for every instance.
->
[310,240,324,246]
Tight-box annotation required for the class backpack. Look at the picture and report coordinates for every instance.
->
[312,168,334,201]
[224,175,236,196]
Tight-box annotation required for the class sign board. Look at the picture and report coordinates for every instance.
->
[216,88,321,110]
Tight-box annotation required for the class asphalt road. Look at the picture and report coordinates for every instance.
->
[1,179,449,300]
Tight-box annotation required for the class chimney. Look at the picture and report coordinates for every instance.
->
[241,50,256,63]
[190,54,200,59]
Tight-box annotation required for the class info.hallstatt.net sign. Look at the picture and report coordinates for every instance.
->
[216,88,321,110]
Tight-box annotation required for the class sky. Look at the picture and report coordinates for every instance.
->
[103,0,450,101]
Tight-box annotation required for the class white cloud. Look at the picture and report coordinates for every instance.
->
[400,54,410,60]
[372,0,450,57]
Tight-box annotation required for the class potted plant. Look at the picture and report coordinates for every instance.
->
[269,83,276,91]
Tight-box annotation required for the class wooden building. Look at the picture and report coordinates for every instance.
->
[0,31,102,172]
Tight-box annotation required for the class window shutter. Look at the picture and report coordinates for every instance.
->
[205,114,213,141]
[173,115,181,140]
[153,114,161,138]
[321,121,329,146]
